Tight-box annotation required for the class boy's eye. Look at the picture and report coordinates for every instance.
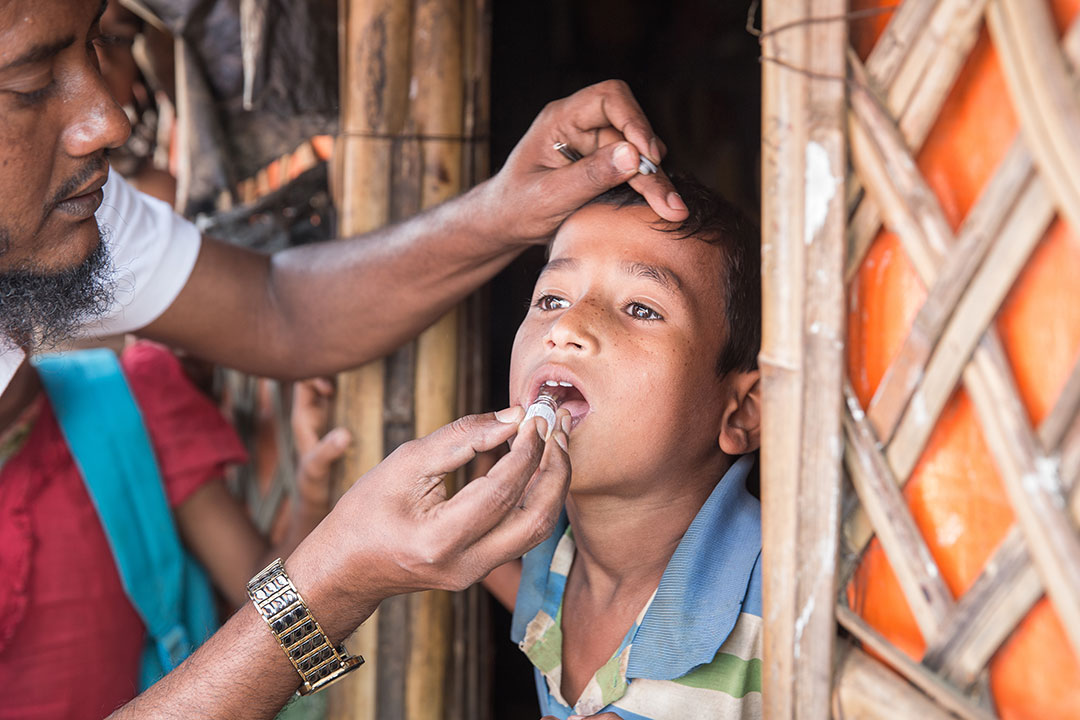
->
[536,294,570,311]
[627,302,663,321]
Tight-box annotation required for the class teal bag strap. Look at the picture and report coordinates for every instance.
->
[34,349,217,689]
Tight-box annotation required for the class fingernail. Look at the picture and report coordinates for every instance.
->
[649,138,662,162]
[561,414,572,436]
[613,142,638,173]
[496,406,525,423]
[668,191,687,212]
[554,430,569,452]
[534,416,550,440]
[332,428,351,446]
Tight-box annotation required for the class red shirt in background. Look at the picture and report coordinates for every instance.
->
[0,342,247,719]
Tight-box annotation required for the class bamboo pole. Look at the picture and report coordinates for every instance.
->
[404,1,464,717]
[331,2,491,718]
[760,1,847,718]
[330,1,413,718]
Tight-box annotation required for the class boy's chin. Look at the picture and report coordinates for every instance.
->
[565,453,641,497]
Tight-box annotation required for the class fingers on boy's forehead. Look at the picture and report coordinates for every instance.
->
[413,412,520,476]
[628,170,685,222]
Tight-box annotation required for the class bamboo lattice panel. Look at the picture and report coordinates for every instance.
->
[835,0,1080,717]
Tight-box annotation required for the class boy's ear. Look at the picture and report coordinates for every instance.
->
[717,370,761,456]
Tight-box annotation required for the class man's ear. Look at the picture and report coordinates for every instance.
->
[717,370,761,456]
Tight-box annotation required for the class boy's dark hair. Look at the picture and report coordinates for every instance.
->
[586,175,761,376]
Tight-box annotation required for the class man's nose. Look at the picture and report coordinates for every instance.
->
[60,67,132,158]
[545,301,601,353]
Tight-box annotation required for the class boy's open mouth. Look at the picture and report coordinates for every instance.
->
[531,378,591,427]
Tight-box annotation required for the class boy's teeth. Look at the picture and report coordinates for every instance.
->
[558,381,573,387]
[544,380,559,387]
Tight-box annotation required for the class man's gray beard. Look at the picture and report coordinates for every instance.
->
[0,231,116,352]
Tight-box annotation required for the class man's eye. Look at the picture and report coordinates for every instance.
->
[536,295,570,311]
[11,81,55,106]
[627,302,663,321]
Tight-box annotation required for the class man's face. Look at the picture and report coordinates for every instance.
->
[509,203,731,495]
[0,0,129,271]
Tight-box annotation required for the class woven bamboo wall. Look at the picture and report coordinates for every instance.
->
[761,1,1080,718]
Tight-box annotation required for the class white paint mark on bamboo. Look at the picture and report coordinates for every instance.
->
[1023,455,1065,509]
[846,393,866,422]
[830,436,843,462]
[808,321,843,350]
[911,391,929,428]
[793,595,816,660]
[804,141,840,245]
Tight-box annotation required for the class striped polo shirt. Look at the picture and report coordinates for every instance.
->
[511,454,763,720]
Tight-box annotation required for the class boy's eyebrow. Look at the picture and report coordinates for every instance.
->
[537,257,579,277]
[626,261,684,295]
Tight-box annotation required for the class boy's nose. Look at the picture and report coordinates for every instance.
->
[545,303,600,354]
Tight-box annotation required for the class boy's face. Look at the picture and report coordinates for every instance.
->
[509,203,734,493]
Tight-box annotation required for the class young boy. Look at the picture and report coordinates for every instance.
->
[505,177,762,719]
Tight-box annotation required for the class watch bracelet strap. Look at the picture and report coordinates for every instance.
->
[247,558,364,695]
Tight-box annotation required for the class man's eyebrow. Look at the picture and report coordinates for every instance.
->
[0,0,107,75]
[0,35,76,73]
[626,261,684,295]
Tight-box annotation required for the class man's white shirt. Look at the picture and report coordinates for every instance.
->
[0,170,202,393]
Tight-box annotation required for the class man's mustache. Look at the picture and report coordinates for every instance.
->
[43,154,110,223]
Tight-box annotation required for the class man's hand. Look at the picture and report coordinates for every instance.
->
[144,81,681,380]
[479,79,689,244]
[285,406,572,639]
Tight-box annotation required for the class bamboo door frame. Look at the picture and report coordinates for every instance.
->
[760,1,847,718]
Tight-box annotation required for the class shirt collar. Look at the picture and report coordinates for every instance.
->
[627,453,761,680]
[511,454,762,682]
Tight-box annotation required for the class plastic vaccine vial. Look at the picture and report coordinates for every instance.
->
[524,390,559,436]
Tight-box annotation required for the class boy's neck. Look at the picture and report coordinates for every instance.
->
[0,360,41,434]
[564,458,731,606]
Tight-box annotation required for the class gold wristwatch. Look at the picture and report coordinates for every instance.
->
[247,558,364,695]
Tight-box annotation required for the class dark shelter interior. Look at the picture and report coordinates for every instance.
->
[486,2,761,715]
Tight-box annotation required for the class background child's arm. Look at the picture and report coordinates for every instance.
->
[176,378,349,607]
